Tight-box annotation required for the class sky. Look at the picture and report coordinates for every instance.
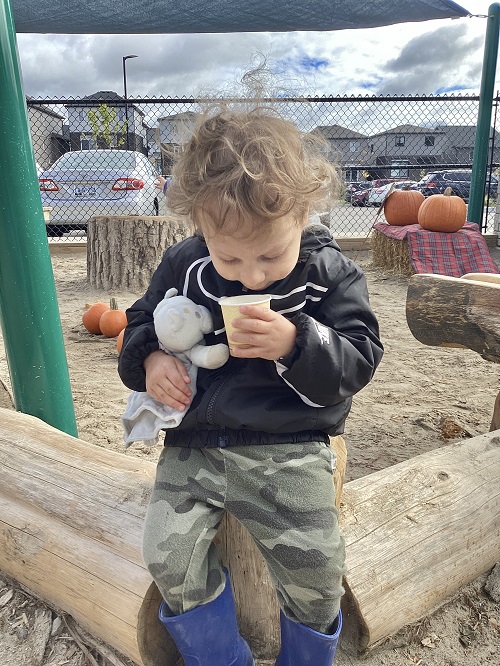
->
[15,1,494,100]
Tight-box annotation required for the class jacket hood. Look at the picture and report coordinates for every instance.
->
[299,222,340,261]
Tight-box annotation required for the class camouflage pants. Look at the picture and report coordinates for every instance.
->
[142,441,345,634]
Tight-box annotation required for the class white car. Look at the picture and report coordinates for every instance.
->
[39,149,164,236]
[367,181,418,206]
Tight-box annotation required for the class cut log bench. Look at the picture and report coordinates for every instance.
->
[1,407,499,663]
[406,272,500,429]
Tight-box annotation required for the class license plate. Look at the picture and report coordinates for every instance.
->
[74,185,97,197]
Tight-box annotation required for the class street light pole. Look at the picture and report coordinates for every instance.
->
[122,55,138,150]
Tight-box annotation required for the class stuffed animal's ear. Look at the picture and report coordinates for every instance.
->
[197,305,214,334]
[165,288,178,299]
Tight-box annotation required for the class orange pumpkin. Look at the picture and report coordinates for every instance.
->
[418,187,466,233]
[82,302,110,334]
[116,328,125,353]
[384,189,424,226]
[100,298,128,338]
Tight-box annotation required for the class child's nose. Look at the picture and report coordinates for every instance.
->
[240,265,266,289]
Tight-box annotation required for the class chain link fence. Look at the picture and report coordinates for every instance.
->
[27,93,500,240]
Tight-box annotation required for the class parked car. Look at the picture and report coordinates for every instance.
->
[344,181,372,203]
[350,179,406,206]
[416,170,498,203]
[39,149,165,236]
[367,180,418,206]
[351,186,374,206]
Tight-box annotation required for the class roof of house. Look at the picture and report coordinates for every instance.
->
[64,91,145,115]
[315,124,367,140]
[370,124,446,137]
[26,97,65,119]
[157,111,199,123]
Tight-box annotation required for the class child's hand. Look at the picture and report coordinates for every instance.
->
[144,350,192,411]
[154,175,167,191]
[229,306,297,360]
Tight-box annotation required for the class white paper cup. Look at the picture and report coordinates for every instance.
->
[219,295,271,353]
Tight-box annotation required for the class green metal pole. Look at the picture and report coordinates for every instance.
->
[0,0,78,436]
[468,3,500,228]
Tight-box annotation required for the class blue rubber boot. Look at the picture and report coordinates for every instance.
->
[275,610,342,665]
[158,570,254,665]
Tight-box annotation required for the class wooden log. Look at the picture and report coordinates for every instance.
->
[461,272,500,285]
[406,273,500,362]
[87,216,190,291]
[0,408,159,666]
[491,391,500,431]
[0,408,346,664]
[2,409,499,656]
[339,429,500,652]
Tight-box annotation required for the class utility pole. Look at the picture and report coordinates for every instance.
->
[122,54,138,150]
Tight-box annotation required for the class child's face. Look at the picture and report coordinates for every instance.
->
[203,213,307,291]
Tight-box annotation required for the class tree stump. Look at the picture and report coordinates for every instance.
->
[87,216,190,292]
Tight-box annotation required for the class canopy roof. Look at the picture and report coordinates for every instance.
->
[12,0,469,34]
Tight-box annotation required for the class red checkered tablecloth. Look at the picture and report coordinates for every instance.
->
[373,221,499,277]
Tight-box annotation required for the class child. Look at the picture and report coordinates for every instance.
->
[154,174,172,195]
[118,105,383,665]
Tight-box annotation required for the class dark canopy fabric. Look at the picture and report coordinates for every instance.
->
[12,0,469,34]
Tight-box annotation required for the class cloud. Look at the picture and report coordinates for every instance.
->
[377,23,484,94]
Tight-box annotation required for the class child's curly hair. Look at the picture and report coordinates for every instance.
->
[166,105,341,234]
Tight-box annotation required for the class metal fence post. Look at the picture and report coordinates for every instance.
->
[469,3,500,228]
[0,0,78,436]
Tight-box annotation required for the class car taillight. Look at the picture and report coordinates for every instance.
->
[39,179,59,191]
[112,178,145,191]
[426,182,437,187]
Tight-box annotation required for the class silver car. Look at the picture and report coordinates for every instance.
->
[39,149,164,236]
[367,180,417,206]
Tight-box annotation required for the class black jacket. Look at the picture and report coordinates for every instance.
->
[118,226,383,448]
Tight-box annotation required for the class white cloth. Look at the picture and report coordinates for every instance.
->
[121,352,197,447]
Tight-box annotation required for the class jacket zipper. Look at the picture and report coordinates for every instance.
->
[205,371,234,425]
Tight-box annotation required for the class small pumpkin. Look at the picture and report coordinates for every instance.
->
[418,187,467,233]
[99,298,128,338]
[82,302,110,334]
[116,328,125,353]
[384,189,424,226]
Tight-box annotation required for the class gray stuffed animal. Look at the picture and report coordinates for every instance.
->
[122,288,229,447]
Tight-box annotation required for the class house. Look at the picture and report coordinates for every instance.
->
[314,125,371,181]
[368,124,447,178]
[314,122,500,182]
[438,124,500,166]
[157,111,198,173]
[27,98,68,168]
[64,91,146,153]
[145,125,162,172]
